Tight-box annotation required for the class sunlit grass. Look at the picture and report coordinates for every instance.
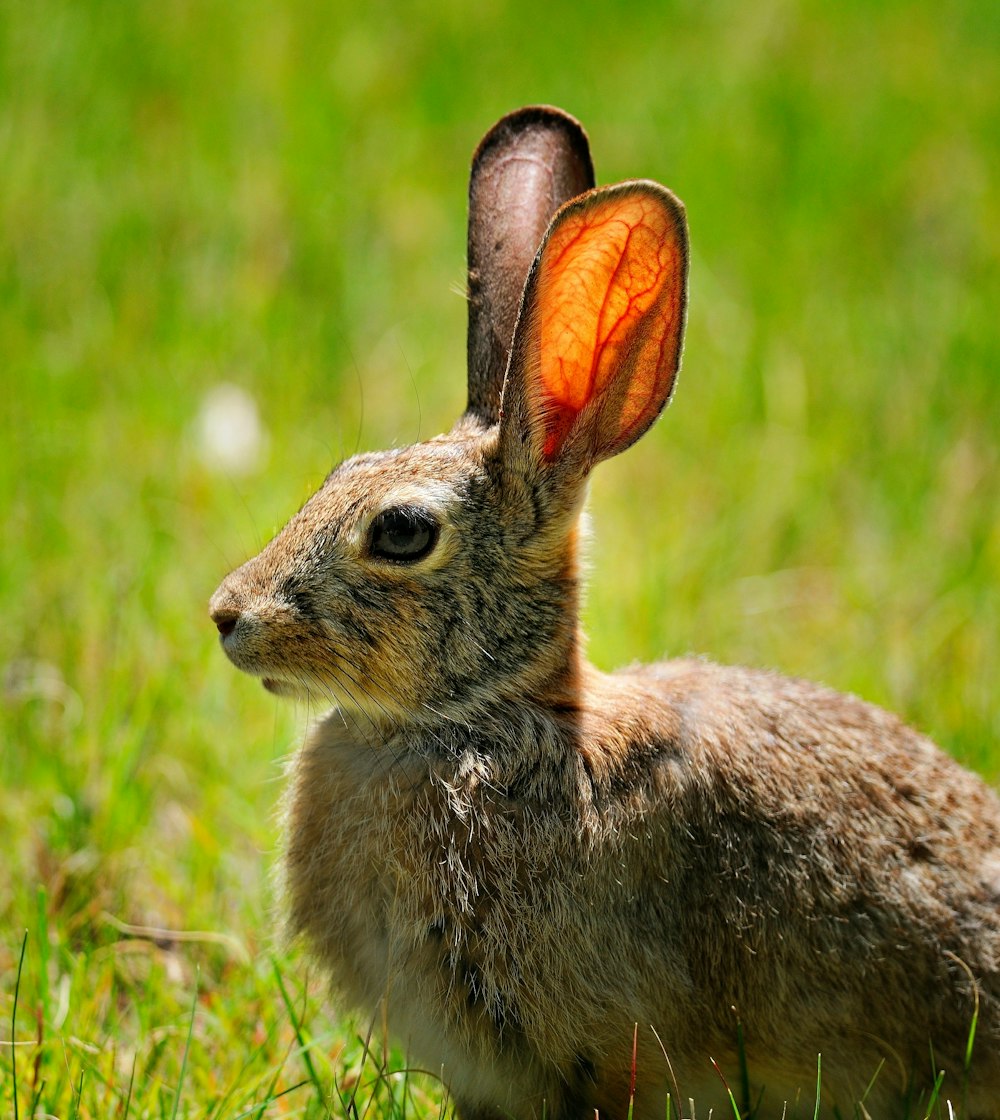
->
[2,0,998,1115]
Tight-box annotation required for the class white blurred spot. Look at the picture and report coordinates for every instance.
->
[194,382,269,476]
[3,657,83,731]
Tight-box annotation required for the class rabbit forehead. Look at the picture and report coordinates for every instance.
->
[293,439,488,558]
[324,439,481,510]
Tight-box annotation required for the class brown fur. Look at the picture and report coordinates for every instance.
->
[211,108,1000,1118]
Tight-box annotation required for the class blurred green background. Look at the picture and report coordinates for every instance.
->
[2,0,998,1115]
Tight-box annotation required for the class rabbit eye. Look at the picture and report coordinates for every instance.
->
[368,506,439,562]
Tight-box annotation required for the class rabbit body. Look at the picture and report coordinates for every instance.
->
[284,656,1000,1119]
[211,108,1000,1118]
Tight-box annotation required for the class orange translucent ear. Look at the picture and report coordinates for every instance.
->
[518,182,687,465]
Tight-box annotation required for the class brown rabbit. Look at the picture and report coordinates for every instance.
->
[210,106,1000,1119]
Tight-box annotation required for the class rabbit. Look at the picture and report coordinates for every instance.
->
[209,106,1000,1119]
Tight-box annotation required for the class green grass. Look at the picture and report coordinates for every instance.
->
[2,0,998,1115]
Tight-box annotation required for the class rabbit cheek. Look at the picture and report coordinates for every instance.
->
[321,598,451,720]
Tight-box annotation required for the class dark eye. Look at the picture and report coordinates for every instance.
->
[368,506,439,562]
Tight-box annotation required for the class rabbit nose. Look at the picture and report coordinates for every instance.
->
[210,603,241,638]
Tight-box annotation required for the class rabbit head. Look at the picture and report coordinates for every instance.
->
[209,107,686,727]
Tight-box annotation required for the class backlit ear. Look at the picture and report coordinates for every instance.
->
[502,182,687,473]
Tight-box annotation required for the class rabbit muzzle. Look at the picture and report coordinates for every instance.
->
[209,566,303,683]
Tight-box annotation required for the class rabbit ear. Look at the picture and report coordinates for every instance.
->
[500,181,687,477]
[465,106,595,426]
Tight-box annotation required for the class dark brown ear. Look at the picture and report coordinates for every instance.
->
[465,106,594,426]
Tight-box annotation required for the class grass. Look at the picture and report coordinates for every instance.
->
[2,0,998,1115]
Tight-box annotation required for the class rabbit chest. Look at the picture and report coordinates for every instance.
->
[279,705,699,1077]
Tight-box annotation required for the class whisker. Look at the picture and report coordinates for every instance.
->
[317,655,398,741]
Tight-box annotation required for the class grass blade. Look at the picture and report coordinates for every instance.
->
[920,1068,945,1120]
[71,1068,86,1120]
[709,1056,742,1120]
[627,1023,638,1120]
[271,955,326,1101]
[232,1077,311,1119]
[170,968,199,1120]
[11,930,28,1120]
[734,1009,751,1119]
[120,1052,136,1120]
[813,1052,822,1120]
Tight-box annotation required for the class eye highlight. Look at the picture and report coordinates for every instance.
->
[368,506,440,563]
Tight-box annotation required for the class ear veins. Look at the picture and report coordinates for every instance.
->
[534,188,685,463]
